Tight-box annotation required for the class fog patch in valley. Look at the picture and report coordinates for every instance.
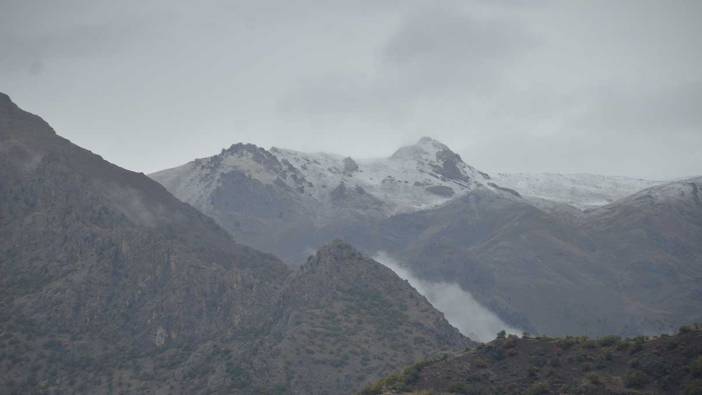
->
[375,252,519,342]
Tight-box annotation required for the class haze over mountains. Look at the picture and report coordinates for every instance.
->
[151,136,702,339]
[0,93,468,394]
[1,91,700,394]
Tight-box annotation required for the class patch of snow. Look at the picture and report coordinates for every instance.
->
[492,173,664,210]
[270,137,495,215]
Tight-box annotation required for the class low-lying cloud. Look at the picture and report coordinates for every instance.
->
[375,252,519,342]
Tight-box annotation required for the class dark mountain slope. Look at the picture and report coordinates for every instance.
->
[248,241,470,394]
[363,324,702,395]
[581,178,702,331]
[0,94,469,394]
[366,179,702,337]
[366,189,639,337]
[0,92,290,393]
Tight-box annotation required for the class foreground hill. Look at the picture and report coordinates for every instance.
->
[363,325,702,395]
[0,93,468,394]
[252,241,470,393]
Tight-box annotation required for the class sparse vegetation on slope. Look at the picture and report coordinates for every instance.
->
[363,325,702,395]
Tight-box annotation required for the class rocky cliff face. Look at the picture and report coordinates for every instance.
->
[0,93,469,394]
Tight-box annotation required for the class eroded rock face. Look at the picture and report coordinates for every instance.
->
[343,156,359,174]
[432,147,471,184]
[425,185,455,197]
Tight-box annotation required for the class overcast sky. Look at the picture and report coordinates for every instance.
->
[1,0,700,179]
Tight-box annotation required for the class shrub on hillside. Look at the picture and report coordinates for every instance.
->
[624,370,649,389]
[691,356,702,378]
[598,336,621,347]
[685,379,702,395]
[526,381,551,395]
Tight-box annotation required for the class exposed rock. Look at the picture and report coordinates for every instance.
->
[343,156,359,174]
[425,185,455,197]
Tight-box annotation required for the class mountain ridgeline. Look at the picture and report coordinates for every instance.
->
[0,93,468,394]
[151,134,702,339]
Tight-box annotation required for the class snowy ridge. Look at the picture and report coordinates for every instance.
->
[597,176,702,209]
[151,138,667,220]
[152,137,499,220]
[492,172,663,210]
[152,145,279,212]
[271,137,494,214]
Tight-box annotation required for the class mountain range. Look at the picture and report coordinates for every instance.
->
[0,93,468,394]
[151,135,702,338]
[2,90,700,394]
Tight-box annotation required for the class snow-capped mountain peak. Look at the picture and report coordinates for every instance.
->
[151,137,501,223]
[390,136,452,161]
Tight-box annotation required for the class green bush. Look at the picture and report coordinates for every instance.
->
[624,370,649,389]
[679,325,694,334]
[585,373,602,385]
[686,379,702,395]
[526,381,551,395]
[598,336,620,347]
[691,356,702,377]
[449,383,480,394]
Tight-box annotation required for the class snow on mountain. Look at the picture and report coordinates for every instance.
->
[492,172,664,210]
[151,137,667,226]
[271,137,495,214]
[595,176,702,209]
[151,137,498,220]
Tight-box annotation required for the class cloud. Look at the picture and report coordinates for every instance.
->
[279,4,533,120]
[0,0,700,179]
[374,252,519,342]
[381,6,533,94]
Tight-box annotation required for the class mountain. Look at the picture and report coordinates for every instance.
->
[248,241,470,394]
[581,178,702,329]
[364,324,702,395]
[368,177,702,337]
[492,172,663,210]
[151,138,702,339]
[0,92,287,393]
[150,137,508,264]
[152,137,497,218]
[0,93,469,394]
[365,189,628,337]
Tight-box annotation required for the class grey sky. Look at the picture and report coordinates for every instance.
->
[1,0,700,179]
